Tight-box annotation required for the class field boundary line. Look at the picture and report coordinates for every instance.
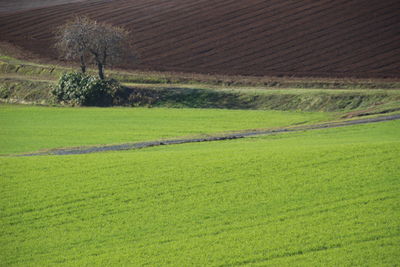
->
[9,114,400,157]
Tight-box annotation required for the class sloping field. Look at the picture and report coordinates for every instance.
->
[1,120,399,265]
[0,0,399,78]
[0,0,91,13]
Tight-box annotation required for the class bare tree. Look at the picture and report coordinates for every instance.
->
[55,16,130,79]
[55,16,94,73]
[88,21,130,80]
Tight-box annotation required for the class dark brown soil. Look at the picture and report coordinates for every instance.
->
[0,0,91,13]
[0,0,399,78]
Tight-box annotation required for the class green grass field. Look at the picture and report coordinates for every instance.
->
[1,42,400,266]
[1,106,399,265]
[0,104,332,154]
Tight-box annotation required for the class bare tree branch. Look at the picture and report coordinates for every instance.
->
[55,16,131,79]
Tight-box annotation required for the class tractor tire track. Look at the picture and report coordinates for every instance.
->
[16,114,400,157]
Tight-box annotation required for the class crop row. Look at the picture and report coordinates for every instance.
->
[0,0,398,78]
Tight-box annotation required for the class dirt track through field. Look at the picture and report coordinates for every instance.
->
[15,114,400,157]
[0,0,399,78]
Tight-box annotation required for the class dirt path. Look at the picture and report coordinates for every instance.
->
[15,114,400,157]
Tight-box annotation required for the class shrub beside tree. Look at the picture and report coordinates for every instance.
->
[52,72,122,106]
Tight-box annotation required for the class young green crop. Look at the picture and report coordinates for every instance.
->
[1,120,399,266]
[0,104,332,154]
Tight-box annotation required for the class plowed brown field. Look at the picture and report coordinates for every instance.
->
[0,0,399,78]
[0,0,90,13]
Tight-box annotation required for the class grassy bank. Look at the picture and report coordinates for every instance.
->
[1,120,399,266]
[0,77,53,104]
[1,77,400,114]
[117,86,400,112]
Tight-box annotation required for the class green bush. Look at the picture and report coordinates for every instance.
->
[52,72,121,106]
[0,85,10,99]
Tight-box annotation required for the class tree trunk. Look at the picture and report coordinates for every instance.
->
[97,63,104,80]
[80,55,86,73]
